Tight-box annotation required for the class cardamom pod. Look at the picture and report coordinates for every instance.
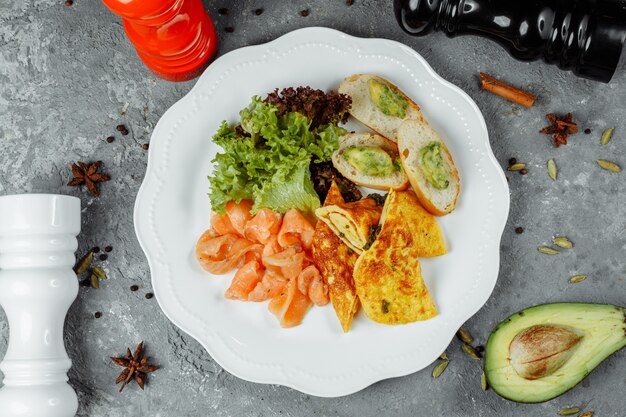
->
[432,360,449,379]
[537,246,559,255]
[439,352,448,360]
[548,159,557,180]
[92,266,107,281]
[579,412,594,417]
[508,163,526,171]
[90,273,100,289]
[597,159,621,172]
[558,407,581,416]
[568,274,587,283]
[461,344,481,361]
[552,236,573,249]
[456,327,474,344]
[601,127,614,145]
[480,372,488,391]
[74,251,93,274]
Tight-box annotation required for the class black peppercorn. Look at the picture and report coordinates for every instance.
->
[92,246,100,253]
[142,143,149,150]
[94,312,102,319]
[300,9,310,17]
[99,254,108,261]
[254,8,263,15]
[104,246,113,252]
[145,292,154,299]
[508,157,517,165]
[225,26,234,33]
[218,7,228,15]
[515,227,524,234]
[130,285,139,292]
[520,168,528,175]
[106,136,115,143]
[64,0,73,6]
[584,128,591,134]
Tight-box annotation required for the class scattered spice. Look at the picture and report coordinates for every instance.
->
[64,0,73,6]
[142,143,149,150]
[432,360,449,378]
[584,128,592,135]
[92,267,107,281]
[130,285,139,292]
[579,412,594,417]
[218,7,228,15]
[105,245,113,252]
[456,327,474,344]
[99,254,108,261]
[552,236,573,249]
[346,0,354,5]
[439,352,448,360]
[67,161,111,197]
[540,113,578,147]
[116,124,129,135]
[106,136,115,143]
[601,127,614,145]
[95,312,102,319]
[74,251,94,274]
[520,168,528,175]
[558,407,581,416]
[225,26,234,33]
[145,292,154,299]
[112,342,160,392]
[568,274,587,284]
[508,163,526,171]
[254,8,263,15]
[515,227,524,234]
[537,245,559,255]
[92,246,100,253]
[90,274,99,289]
[480,372,488,391]
[508,157,517,165]
[548,159,557,180]
[300,9,310,17]
[479,72,537,108]
[597,159,621,172]
[461,343,482,360]
[475,345,485,353]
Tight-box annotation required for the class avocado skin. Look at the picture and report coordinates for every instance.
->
[484,302,626,403]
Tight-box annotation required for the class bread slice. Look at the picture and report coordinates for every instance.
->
[332,133,410,191]
[397,119,460,216]
[338,74,423,142]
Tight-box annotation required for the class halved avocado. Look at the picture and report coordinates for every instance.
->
[484,302,626,403]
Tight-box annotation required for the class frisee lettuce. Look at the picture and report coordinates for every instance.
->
[209,96,345,215]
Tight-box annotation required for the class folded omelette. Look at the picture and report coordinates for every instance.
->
[353,190,442,325]
[311,182,360,332]
[315,197,382,254]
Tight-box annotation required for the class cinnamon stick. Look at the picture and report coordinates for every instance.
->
[479,72,537,108]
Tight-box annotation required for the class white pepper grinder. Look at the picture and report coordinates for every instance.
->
[0,194,80,417]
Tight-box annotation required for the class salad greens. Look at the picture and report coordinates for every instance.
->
[209,96,347,215]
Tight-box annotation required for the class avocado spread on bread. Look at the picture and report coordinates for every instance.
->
[419,142,449,190]
[367,79,408,119]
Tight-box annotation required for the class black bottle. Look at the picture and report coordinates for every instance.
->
[394,0,626,82]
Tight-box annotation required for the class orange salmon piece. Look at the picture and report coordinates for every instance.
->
[263,247,305,280]
[225,260,263,300]
[297,265,329,306]
[210,211,238,236]
[278,208,315,250]
[268,278,312,328]
[244,209,282,245]
[225,200,254,236]
[248,270,287,302]
[195,231,262,274]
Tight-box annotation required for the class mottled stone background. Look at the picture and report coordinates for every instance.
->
[1,1,625,416]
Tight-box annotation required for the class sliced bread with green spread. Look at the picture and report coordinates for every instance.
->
[332,133,410,191]
[338,74,423,142]
[397,119,460,216]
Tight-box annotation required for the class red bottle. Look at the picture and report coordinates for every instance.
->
[102,0,218,82]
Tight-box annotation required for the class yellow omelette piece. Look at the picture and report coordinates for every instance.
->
[312,182,360,332]
[353,189,438,324]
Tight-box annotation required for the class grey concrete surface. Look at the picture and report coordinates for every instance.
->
[1,1,625,416]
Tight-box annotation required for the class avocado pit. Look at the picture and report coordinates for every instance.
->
[509,324,583,380]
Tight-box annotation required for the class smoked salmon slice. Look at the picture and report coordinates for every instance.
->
[210,211,239,236]
[263,247,305,280]
[244,208,282,245]
[277,208,315,250]
[268,278,312,328]
[248,270,287,302]
[225,260,263,300]
[297,265,329,306]
[195,232,262,275]
[225,200,254,236]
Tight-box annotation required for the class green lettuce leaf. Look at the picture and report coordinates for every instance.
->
[208,96,344,215]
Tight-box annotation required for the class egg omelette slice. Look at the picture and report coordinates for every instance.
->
[353,189,439,325]
[311,182,360,332]
[315,197,382,254]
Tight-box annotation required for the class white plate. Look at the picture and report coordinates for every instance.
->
[134,27,510,397]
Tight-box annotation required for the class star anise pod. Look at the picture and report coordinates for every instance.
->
[111,342,160,392]
[540,113,578,147]
[67,161,110,197]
